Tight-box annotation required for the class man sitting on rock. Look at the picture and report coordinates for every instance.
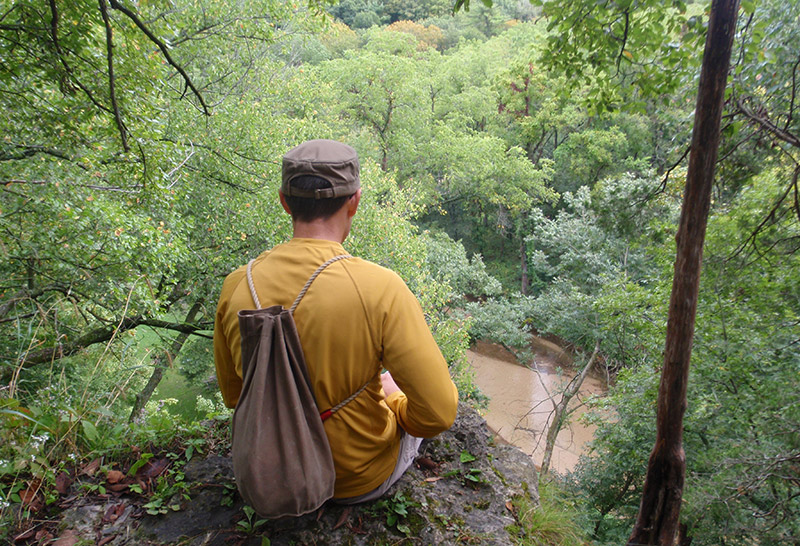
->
[214,139,458,503]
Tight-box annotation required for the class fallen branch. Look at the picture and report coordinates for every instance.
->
[540,339,600,475]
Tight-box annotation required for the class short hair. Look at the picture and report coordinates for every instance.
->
[283,175,350,222]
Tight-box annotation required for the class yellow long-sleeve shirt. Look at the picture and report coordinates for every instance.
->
[214,238,459,498]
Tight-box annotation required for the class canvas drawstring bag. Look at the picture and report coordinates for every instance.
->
[232,254,371,518]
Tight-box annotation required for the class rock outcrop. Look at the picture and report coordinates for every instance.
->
[58,403,539,545]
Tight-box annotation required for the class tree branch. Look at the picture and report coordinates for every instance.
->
[540,339,600,474]
[14,315,211,367]
[728,166,800,260]
[786,51,800,132]
[129,300,204,421]
[108,0,210,116]
[98,0,129,152]
[658,144,691,193]
[0,145,76,163]
[47,0,112,114]
[736,97,800,149]
[615,8,631,75]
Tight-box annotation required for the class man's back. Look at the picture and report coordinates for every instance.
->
[215,237,458,498]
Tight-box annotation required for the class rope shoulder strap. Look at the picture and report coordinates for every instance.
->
[291,254,352,313]
[245,254,352,310]
[244,253,374,421]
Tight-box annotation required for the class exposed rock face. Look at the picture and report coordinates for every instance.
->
[60,403,539,545]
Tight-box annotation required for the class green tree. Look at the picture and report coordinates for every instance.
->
[316,33,428,172]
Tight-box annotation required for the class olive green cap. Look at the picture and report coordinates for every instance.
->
[281,140,360,199]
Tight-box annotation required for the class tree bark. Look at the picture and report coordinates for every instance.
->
[628,1,740,544]
[540,339,600,474]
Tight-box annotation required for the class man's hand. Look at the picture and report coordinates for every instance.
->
[381,371,402,397]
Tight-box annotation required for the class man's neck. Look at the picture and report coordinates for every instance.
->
[291,221,346,243]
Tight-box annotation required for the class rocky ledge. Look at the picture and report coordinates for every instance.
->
[56,403,539,545]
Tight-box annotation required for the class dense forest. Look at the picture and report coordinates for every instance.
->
[1,0,798,544]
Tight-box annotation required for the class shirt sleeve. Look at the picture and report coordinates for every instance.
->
[214,276,243,408]
[380,276,458,438]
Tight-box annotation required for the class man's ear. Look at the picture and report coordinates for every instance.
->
[347,189,361,218]
[279,191,292,215]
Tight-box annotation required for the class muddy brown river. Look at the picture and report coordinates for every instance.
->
[467,339,606,474]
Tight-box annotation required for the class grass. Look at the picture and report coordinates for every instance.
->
[510,476,589,546]
[132,322,212,420]
[153,365,205,420]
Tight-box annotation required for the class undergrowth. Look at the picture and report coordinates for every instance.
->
[0,382,231,543]
[510,475,589,546]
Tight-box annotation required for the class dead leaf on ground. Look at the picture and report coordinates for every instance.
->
[136,457,169,480]
[106,470,125,484]
[51,529,80,546]
[19,482,44,512]
[80,458,101,477]
[98,536,116,546]
[416,456,439,471]
[102,502,126,523]
[13,527,36,542]
[333,506,352,530]
[56,471,73,495]
[424,477,443,483]
[505,500,514,513]
[19,484,39,506]
[35,528,53,542]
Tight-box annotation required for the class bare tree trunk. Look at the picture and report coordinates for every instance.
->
[129,301,203,422]
[540,339,600,474]
[628,1,739,544]
[520,239,529,295]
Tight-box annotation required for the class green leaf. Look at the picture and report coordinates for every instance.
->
[81,420,99,443]
[128,453,154,476]
[460,451,476,463]
[0,408,50,430]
